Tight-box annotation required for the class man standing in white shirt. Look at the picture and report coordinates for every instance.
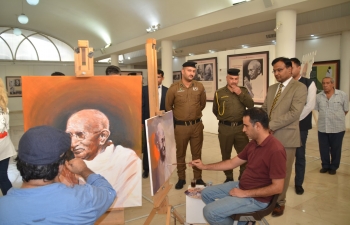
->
[290,58,316,195]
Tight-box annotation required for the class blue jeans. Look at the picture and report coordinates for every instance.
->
[318,131,345,170]
[0,157,12,195]
[201,181,268,225]
[295,130,308,186]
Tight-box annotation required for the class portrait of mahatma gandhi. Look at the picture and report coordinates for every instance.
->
[21,76,142,208]
[243,59,265,101]
[146,111,176,195]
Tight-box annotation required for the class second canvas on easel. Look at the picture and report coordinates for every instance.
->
[145,111,176,195]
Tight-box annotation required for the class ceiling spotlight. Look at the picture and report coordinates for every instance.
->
[146,24,161,33]
[18,13,28,24]
[209,50,215,53]
[310,34,314,37]
[189,53,193,56]
[13,28,22,36]
[172,56,175,59]
[26,0,39,5]
[127,57,131,60]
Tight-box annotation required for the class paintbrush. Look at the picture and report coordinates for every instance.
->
[167,162,191,166]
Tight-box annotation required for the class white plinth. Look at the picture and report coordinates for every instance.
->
[186,185,207,224]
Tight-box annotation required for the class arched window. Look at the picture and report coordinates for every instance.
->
[0,27,74,61]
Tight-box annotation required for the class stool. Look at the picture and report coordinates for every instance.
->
[231,194,279,225]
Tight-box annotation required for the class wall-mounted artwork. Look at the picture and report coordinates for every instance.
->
[22,76,142,208]
[173,71,181,83]
[6,76,22,97]
[310,60,340,93]
[145,111,176,195]
[190,57,218,101]
[227,51,269,104]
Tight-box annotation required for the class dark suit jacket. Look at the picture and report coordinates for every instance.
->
[142,85,168,124]
[262,78,307,148]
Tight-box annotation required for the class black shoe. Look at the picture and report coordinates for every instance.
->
[175,179,186,189]
[142,171,149,178]
[196,179,206,186]
[320,168,329,173]
[295,185,304,195]
[328,169,336,175]
[224,177,234,183]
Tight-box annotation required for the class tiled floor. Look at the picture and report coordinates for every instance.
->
[4,114,350,224]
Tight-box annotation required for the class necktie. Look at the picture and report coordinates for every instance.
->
[269,83,283,120]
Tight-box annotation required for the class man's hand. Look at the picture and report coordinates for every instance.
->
[65,158,93,180]
[231,85,242,95]
[190,159,206,170]
[229,188,247,197]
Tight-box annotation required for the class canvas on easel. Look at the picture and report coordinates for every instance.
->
[145,111,176,195]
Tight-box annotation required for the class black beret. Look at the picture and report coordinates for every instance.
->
[227,68,240,76]
[18,126,71,165]
[182,61,197,68]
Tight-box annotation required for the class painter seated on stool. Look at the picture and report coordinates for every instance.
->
[191,108,286,225]
[0,126,116,224]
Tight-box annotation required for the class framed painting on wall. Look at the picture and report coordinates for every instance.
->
[190,57,218,101]
[6,76,22,97]
[227,51,269,104]
[173,71,181,83]
[310,60,340,93]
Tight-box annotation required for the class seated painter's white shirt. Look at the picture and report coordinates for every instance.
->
[83,144,141,208]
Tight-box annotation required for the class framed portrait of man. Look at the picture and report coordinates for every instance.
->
[227,51,269,104]
[6,76,22,97]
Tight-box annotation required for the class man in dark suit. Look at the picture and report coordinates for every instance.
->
[262,57,307,217]
[142,69,168,178]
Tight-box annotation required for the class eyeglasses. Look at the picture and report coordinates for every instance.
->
[272,67,286,74]
[68,130,101,141]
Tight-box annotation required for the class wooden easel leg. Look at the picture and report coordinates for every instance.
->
[166,205,172,225]
[144,208,158,225]
[171,207,185,224]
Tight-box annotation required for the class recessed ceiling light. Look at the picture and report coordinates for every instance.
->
[311,34,314,37]
[127,57,130,60]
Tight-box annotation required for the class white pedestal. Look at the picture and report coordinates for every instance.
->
[185,185,207,224]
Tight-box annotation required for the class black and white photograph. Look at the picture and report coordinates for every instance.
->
[6,76,22,97]
[227,52,269,104]
[191,57,218,101]
[173,71,181,82]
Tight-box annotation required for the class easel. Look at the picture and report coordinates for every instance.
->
[144,39,185,225]
[74,40,125,225]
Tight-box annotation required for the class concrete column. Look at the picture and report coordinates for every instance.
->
[161,40,173,87]
[275,10,296,58]
[110,54,119,66]
[340,31,350,95]
[340,31,350,129]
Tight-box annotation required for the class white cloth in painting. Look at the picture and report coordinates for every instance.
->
[250,74,264,100]
[152,157,172,194]
[83,144,141,208]
[0,108,16,161]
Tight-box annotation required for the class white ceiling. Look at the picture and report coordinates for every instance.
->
[1,0,350,67]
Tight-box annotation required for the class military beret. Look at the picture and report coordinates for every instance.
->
[227,68,240,76]
[182,61,197,68]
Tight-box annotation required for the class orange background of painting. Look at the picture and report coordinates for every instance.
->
[22,76,142,155]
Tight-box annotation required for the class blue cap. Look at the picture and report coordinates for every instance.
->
[18,126,71,165]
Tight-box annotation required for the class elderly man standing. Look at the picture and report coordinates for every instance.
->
[262,57,307,217]
[0,126,116,224]
[166,61,206,189]
[65,109,141,208]
[213,68,254,183]
[315,77,348,175]
[290,57,316,195]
